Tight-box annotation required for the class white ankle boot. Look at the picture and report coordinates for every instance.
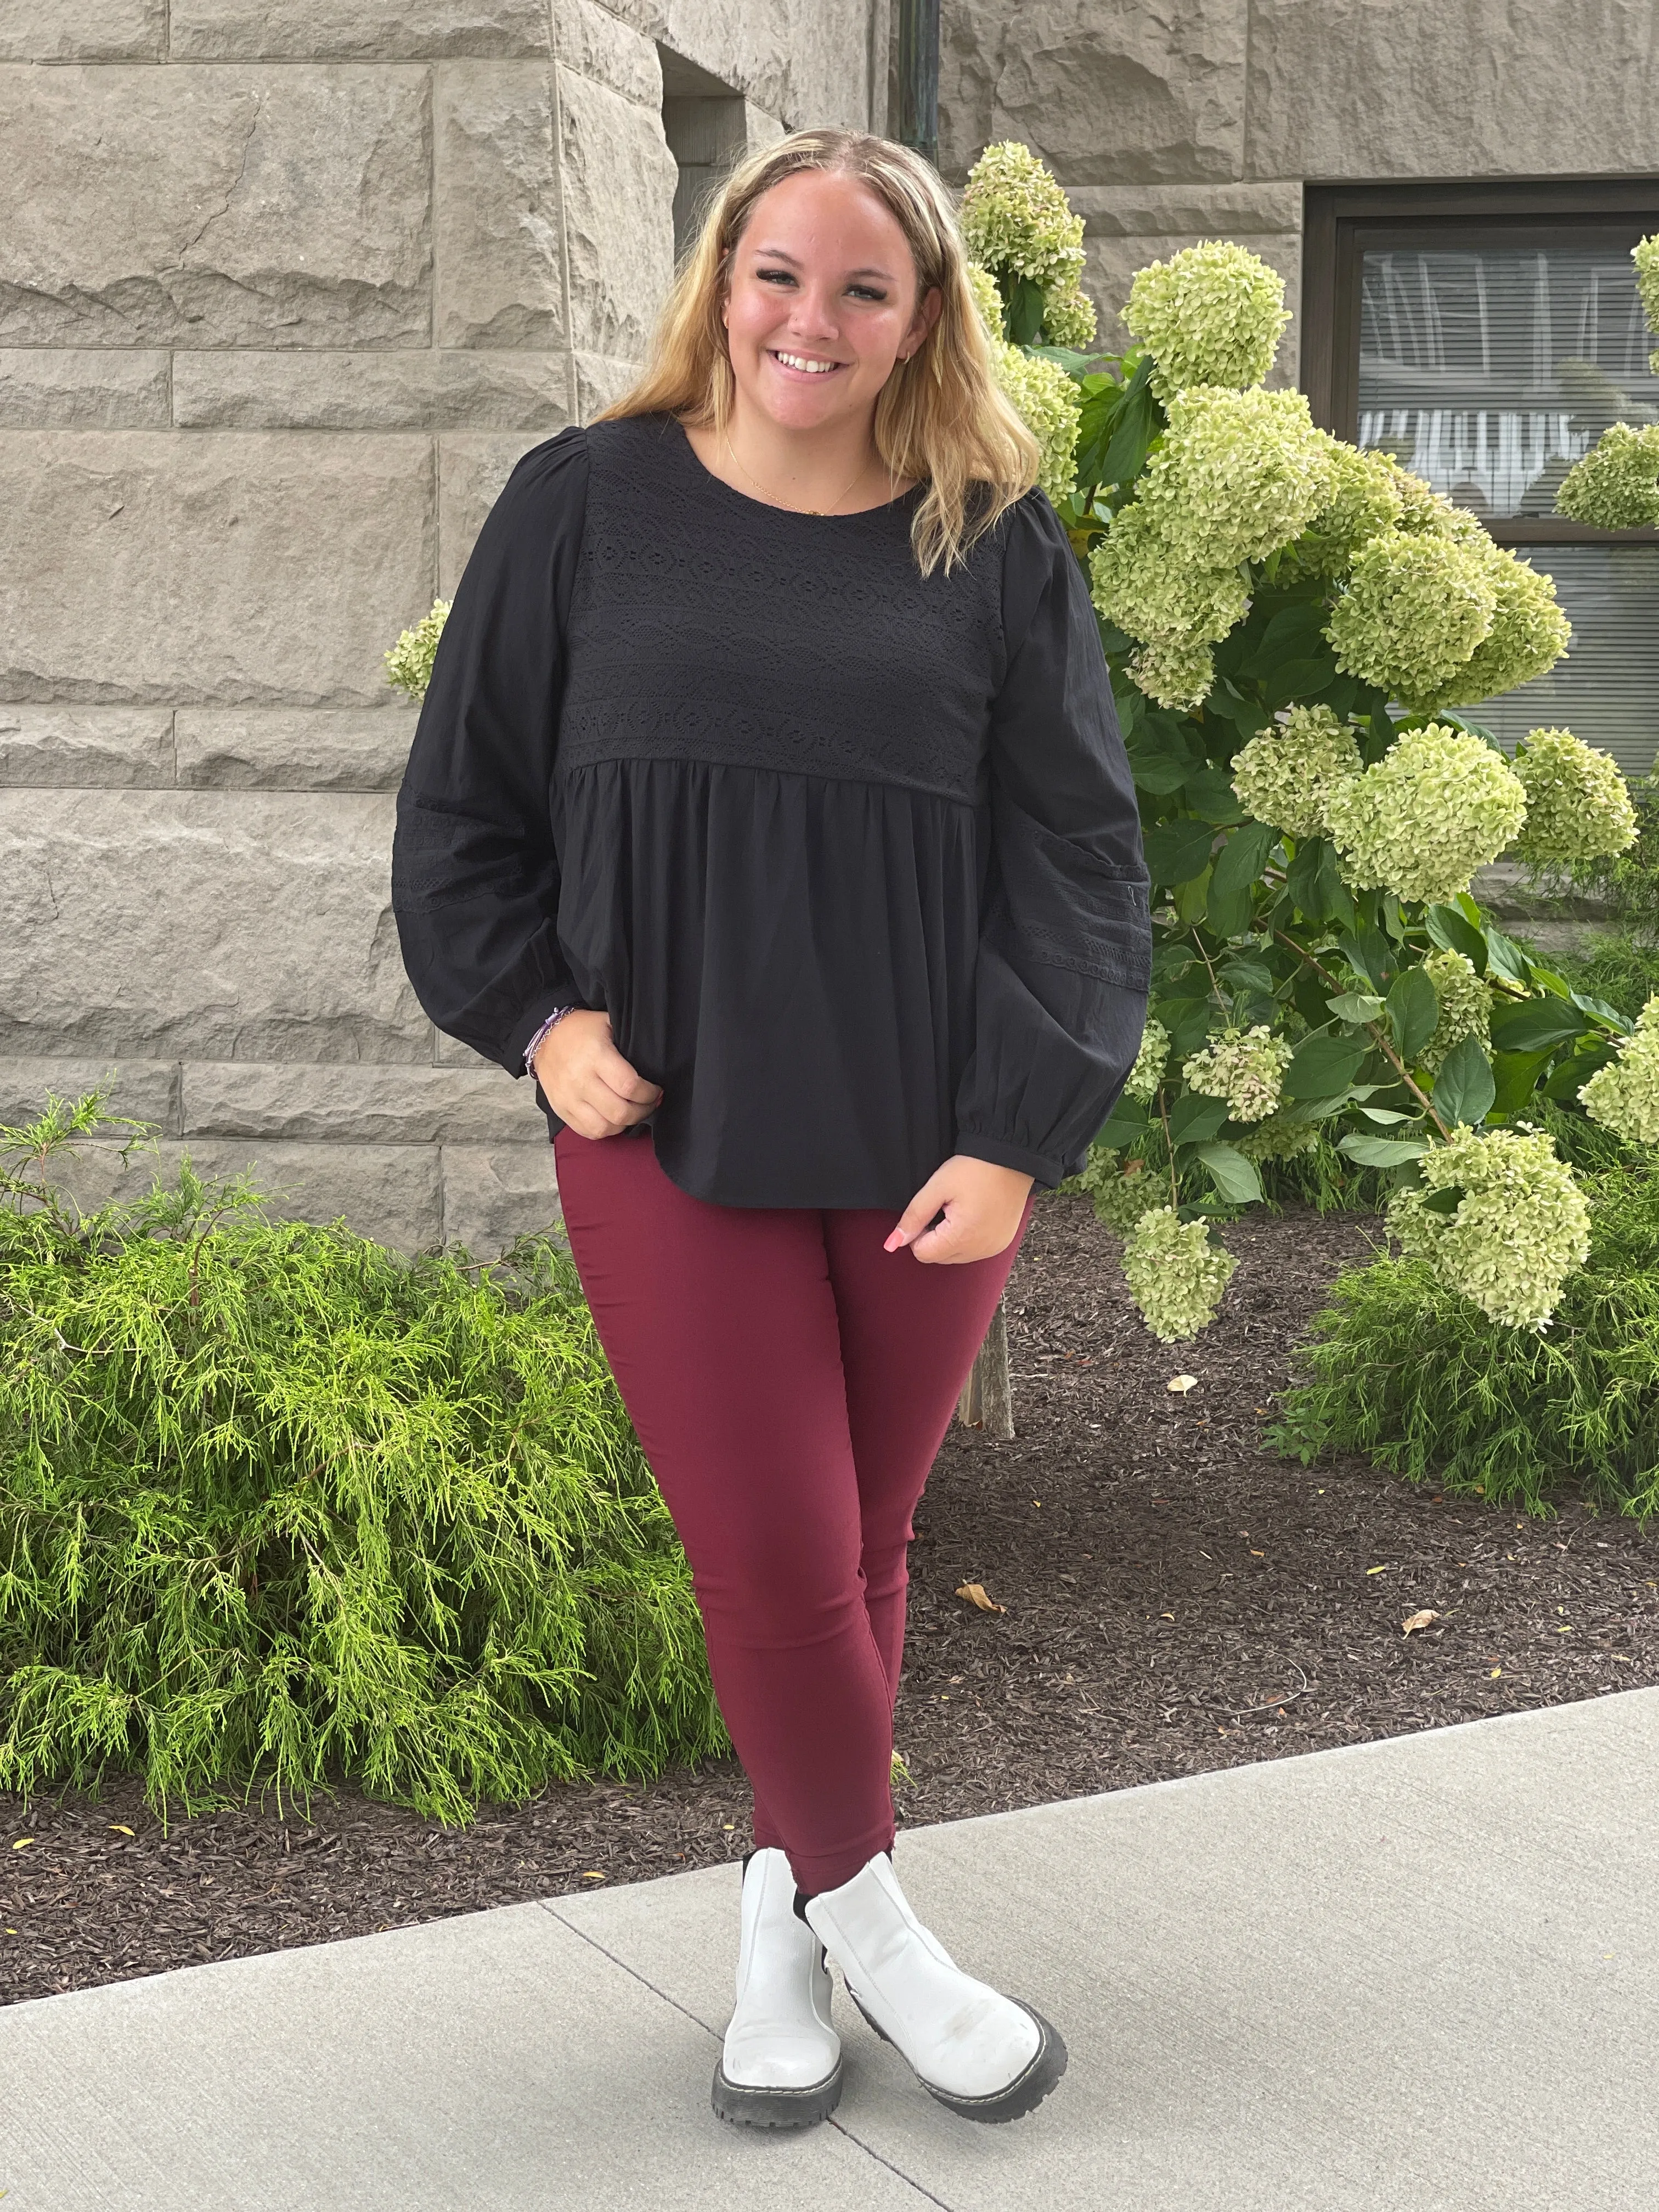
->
[712,1848,843,2128]
[803,1851,1066,2123]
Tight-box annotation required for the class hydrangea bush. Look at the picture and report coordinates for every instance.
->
[1554,238,1659,524]
[963,143,1650,1342]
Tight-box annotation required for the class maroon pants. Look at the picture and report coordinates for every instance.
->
[552,1125,1033,1894]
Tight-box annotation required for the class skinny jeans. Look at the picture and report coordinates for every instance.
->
[553,1123,1035,1895]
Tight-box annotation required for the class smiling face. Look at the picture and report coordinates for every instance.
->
[721,167,941,433]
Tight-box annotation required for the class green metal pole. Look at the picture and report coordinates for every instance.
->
[895,0,940,170]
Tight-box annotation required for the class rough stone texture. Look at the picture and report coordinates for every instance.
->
[1246,0,1659,182]
[0,709,174,788]
[0,66,432,349]
[555,0,663,107]
[1067,181,1301,236]
[0,1056,180,1136]
[558,65,679,360]
[42,1137,445,1250]
[169,0,550,61]
[435,1029,496,1069]
[574,351,642,421]
[0,349,171,429]
[436,65,566,350]
[183,1059,548,1145]
[940,0,1249,187]
[1086,227,1302,387]
[604,0,874,131]
[439,433,548,594]
[0,0,163,61]
[0,432,435,706]
[172,351,572,432]
[441,1141,564,1255]
[173,710,419,793]
[0,791,429,1063]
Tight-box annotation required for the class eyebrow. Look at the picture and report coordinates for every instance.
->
[749,246,897,282]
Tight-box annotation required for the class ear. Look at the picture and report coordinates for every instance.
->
[906,283,944,356]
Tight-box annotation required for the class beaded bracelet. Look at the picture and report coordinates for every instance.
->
[522,1003,576,1075]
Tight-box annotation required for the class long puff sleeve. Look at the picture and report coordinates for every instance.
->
[391,428,589,1076]
[952,491,1152,1186]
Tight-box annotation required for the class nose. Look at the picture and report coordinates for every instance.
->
[785,283,842,345]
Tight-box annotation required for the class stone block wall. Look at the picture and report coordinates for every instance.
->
[1,0,883,1252]
[939,0,1659,382]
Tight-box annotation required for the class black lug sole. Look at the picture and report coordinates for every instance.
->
[710,2056,844,2130]
[849,1989,1068,2124]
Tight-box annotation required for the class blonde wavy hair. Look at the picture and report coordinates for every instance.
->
[595,129,1040,574]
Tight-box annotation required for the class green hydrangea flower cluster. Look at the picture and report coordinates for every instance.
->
[1181,1024,1295,1122]
[965,259,1082,499]
[1091,1164,1169,1234]
[1229,704,1361,837]
[1090,386,1331,709]
[965,261,1003,338]
[1635,234,1659,371]
[1554,421,1659,529]
[1418,948,1490,1076]
[1324,723,1529,904]
[1234,1110,1321,1164]
[1511,727,1639,868]
[1417,551,1571,714]
[1120,241,1291,403]
[1277,438,1404,583]
[1579,996,1659,1147]
[1121,1206,1239,1341]
[1386,1124,1591,1329]
[1124,1017,1170,1103]
[385,599,451,702]
[959,142,1093,346]
[1324,532,1499,703]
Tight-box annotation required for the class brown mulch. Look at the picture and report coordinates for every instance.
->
[4,1195,1656,2006]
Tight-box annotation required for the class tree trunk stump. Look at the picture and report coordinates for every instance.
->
[955,1295,1013,1438]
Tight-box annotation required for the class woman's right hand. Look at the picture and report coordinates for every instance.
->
[532,1010,663,1138]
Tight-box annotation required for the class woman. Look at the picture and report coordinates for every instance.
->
[391,128,1149,2131]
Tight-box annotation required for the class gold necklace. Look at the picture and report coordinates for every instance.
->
[721,431,883,516]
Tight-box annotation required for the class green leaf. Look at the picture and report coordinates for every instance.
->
[1482,928,1535,988]
[1336,926,1397,996]
[1238,600,1329,678]
[1127,713,1199,797]
[1218,955,1276,996]
[1142,816,1217,889]
[1489,1000,1587,1053]
[1423,902,1488,973]
[1357,1106,1419,1124]
[1286,836,1356,929]
[1074,380,1128,490]
[1005,276,1046,346]
[1543,1046,1615,1098]
[1326,991,1385,1025]
[1431,1035,1496,1127]
[1336,1133,1431,1167]
[1195,1142,1264,1204]
[1284,1033,1370,1101]
[1386,965,1440,1063]
[1168,1092,1231,1146]
[1259,656,1338,710]
[1568,988,1634,1035]
[1184,767,1248,825]
[1097,355,1161,487]
[1418,1185,1463,1216]
[1490,1047,1554,1116]
[1205,819,1279,938]
[1279,1090,1357,1125]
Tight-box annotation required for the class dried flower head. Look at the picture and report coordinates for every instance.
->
[1121,1205,1239,1341]
[1386,1124,1590,1328]
[1511,727,1639,868]
[1121,242,1291,402]
[1230,704,1363,838]
[1324,723,1529,904]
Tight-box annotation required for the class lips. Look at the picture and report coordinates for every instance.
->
[769,349,845,377]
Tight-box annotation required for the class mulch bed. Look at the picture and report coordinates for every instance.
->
[4,1194,1656,2007]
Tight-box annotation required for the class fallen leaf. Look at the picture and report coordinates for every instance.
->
[956,1582,1006,1614]
[1365,1564,1391,1575]
[1489,1666,1503,1678]
[581,1871,606,1881]
[1402,1609,1440,1635]
[1160,1611,1176,1621]
[1166,1374,1198,1393]
[10,1839,32,1850]
[108,1824,134,1837]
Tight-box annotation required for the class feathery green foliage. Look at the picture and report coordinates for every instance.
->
[0,1092,723,1824]
[1269,1158,1659,1521]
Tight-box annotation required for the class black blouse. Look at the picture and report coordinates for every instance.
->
[391,414,1150,1211]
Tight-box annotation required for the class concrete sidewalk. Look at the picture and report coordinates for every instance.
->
[3,1690,1656,2212]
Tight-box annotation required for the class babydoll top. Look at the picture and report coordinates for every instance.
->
[391,413,1151,1210]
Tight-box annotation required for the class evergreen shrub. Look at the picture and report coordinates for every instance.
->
[0,1093,723,1823]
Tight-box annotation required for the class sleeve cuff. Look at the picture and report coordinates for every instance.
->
[503,991,584,1077]
[952,1129,1066,1188]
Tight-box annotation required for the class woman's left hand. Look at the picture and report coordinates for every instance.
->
[884,1155,1035,1265]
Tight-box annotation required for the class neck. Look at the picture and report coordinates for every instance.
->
[723,393,885,510]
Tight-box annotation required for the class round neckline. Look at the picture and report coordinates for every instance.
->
[668,415,923,526]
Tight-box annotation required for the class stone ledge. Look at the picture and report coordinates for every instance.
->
[0,707,175,788]
[0,349,171,430]
[0,0,163,61]
[168,0,549,61]
[554,0,661,108]
[441,1141,563,1256]
[1069,181,1302,237]
[182,1058,548,1145]
[173,351,574,433]
[0,1054,180,1134]
[173,709,417,792]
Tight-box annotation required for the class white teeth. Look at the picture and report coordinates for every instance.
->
[774,351,839,374]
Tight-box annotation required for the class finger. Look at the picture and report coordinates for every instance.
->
[884,1171,951,1253]
[595,1041,664,1106]
[907,1203,972,1265]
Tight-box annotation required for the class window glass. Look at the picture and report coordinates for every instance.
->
[1356,241,1659,518]
[1463,545,1659,780]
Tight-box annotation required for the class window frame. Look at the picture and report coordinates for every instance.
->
[1301,177,1659,548]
